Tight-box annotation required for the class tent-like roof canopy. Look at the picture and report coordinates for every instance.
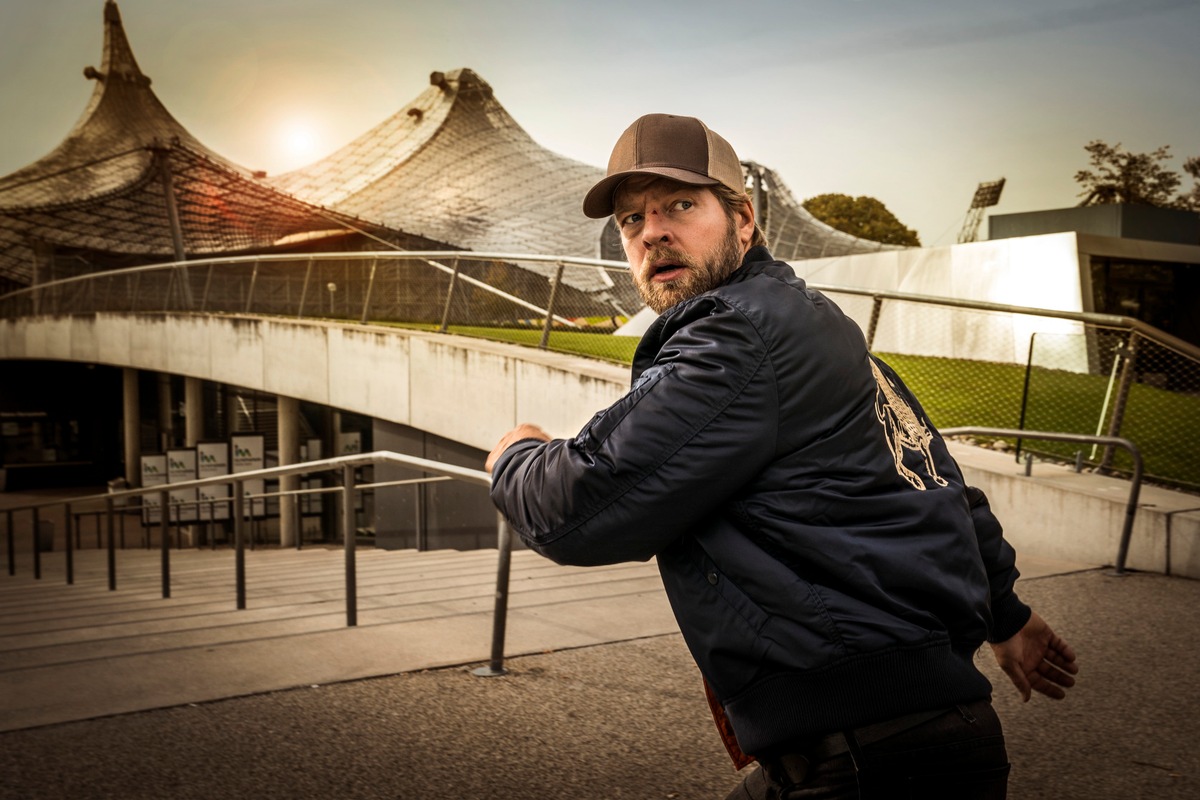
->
[0,1,439,289]
[270,68,899,272]
[0,2,898,295]
[270,69,608,261]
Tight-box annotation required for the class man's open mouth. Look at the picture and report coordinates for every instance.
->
[650,263,686,282]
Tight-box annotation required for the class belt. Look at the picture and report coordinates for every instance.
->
[768,705,959,785]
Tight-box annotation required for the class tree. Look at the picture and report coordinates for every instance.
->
[1176,156,1200,212]
[801,193,921,246]
[1074,140,1182,207]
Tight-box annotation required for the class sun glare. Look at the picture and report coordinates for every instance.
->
[276,119,324,167]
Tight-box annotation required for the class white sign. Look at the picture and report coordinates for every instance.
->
[167,448,198,523]
[197,442,230,522]
[140,454,168,525]
[231,434,266,517]
[336,430,362,456]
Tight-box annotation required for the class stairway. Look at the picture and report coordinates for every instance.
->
[0,545,674,731]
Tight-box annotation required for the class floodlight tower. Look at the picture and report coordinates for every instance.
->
[957,178,1006,243]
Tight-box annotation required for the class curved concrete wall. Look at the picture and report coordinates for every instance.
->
[0,313,629,451]
[3,311,1196,577]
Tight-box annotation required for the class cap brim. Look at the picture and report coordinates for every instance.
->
[582,167,720,219]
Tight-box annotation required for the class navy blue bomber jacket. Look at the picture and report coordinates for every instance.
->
[489,246,1032,757]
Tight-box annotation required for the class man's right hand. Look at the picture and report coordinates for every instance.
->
[485,423,552,473]
[989,610,1079,702]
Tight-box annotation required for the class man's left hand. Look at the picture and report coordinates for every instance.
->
[989,610,1078,702]
[485,423,552,473]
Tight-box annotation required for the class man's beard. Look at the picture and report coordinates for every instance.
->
[632,219,744,314]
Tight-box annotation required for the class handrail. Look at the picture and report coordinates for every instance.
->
[2,450,514,676]
[0,250,629,298]
[941,427,1144,575]
[817,284,1200,361]
[4,249,1195,361]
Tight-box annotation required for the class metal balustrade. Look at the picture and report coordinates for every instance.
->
[2,250,1197,486]
[0,450,515,676]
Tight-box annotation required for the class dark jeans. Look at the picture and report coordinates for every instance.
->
[725,700,1010,799]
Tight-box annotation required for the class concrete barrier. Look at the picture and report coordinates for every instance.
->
[4,312,1197,578]
[949,442,1200,579]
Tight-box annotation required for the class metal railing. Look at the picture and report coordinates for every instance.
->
[2,251,1197,487]
[942,427,1144,576]
[817,284,1200,492]
[0,250,642,364]
[1,450,515,676]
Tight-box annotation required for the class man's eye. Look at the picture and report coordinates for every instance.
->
[672,200,693,211]
[620,213,643,227]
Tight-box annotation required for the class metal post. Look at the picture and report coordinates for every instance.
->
[5,509,13,576]
[1101,335,1139,472]
[297,256,314,317]
[1112,444,1145,577]
[865,295,884,351]
[244,261,260,314]
[473,513,513,677]
[360,257,378,324]
[539,262,566,350]
[342,465,358,627]
[156,152,191,311]
[32,507,41,580]
[106,497,117,591]
[160,489,170,599]
[234,482,246,610]
[1015,333,1038,463]
[201,265,214,311]
[65,502,74,586]
[439,257,463,333]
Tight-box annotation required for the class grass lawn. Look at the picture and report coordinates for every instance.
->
[380,322,1199,490]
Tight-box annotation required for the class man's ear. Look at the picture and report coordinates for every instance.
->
[736,199,756,249]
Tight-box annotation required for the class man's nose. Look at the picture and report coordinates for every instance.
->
[641,211,671,246]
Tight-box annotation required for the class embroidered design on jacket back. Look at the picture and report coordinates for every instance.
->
[870,359,948,491]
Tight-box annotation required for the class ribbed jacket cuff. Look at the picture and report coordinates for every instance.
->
[988,592,1032,643]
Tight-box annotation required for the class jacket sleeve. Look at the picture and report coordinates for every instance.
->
[966,485,1032,642]
[488,298,779,566]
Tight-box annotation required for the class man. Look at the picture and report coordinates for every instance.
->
[486,113,1077,798]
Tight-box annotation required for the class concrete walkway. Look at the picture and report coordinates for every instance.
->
[2,493,1199,798]
[0,544,675,732]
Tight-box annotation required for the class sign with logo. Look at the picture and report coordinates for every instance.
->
[167,448,198,523]
[140,454,168,526]
[231,434,266,518]
[336,430,362,456]
[197,441,230,522]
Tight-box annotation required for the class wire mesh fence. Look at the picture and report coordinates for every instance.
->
[3,252,1198,490]
[834,291,1200,492]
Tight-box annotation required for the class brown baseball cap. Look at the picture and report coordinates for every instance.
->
[582,114,745,219]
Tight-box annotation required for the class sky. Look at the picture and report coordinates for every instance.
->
[1,0,1198,247]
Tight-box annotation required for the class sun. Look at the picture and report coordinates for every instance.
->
[276,118,325,167]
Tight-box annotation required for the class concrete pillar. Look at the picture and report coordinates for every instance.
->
[278,395,300,548]
[123,368,140,486]
[184,377,203,447]
[157,374,174,452]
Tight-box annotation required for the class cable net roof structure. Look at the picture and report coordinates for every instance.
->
[270,69,900,293]
[270,69,609,261]
[747,163,903,260]
[0,1,441,290]
[1,2,902,298]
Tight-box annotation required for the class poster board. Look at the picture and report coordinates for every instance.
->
[140,454,167,526]
[167,448,198,524]
[231,434,266,518]
[197,441,231,522]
